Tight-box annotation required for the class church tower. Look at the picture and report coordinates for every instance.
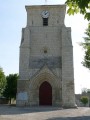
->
[16,4,76,108]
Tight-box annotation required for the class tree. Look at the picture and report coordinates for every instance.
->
[0,67,6,96]
[80,96,88,106]
[3,74,18,104]
[65,0,90,20]
[81,88,88,94]
[65,0,90,69]
[81,88,90,94]
[81,23,90,69]
[87,89,90,93]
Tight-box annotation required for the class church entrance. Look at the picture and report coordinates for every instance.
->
[39,81,52,105]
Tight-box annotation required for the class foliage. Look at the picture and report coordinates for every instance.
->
[0,67,6,96]
[65,0,90,20]
[87,89,90,93]
[81,23,90,69]
[81,88,87,94]
[80,96,88,106]
[65,0,90,69]
[82,88,90,94]
[3,74,18,104]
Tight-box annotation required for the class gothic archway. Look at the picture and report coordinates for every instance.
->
[39,81,52,105]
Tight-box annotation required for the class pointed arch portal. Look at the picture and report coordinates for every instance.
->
[39,81,52,105]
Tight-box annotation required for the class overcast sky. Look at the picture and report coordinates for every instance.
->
[0,0,90,94]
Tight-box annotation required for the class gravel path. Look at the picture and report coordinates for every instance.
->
[0,105,90,120]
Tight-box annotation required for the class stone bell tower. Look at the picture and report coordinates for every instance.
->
[16,4,76,108]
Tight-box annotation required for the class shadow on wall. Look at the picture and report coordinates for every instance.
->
[46,116,90,120]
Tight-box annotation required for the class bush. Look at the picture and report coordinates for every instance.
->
[80,96,88,106]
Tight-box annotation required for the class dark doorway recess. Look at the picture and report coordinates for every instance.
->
[39,81,52,105]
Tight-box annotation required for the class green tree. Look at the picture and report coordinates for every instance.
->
[65,0,90,69]
[0,67,6,96]
[80,96,88,106]
[3,74,18,104]
[81,23,90,69]
[65,0,90,20]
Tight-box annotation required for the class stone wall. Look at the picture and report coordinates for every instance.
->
[25,5,66,26]
[17,5,76,108]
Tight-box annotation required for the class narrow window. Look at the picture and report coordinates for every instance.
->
[43,18,48,26]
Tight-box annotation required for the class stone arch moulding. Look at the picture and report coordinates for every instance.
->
[28,66,62,106]
[29,65,61,90]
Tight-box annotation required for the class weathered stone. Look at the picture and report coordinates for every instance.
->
[29,56,62,69]
[16,5,76,108]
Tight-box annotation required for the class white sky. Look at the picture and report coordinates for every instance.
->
[0,0,90,94]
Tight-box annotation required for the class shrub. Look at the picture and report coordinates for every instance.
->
[80,96,88,106]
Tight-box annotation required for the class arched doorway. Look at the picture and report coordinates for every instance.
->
[39,81,52,105]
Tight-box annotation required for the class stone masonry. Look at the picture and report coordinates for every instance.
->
[16,4,76,108]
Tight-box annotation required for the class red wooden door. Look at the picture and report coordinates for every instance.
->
[39,81,52,105]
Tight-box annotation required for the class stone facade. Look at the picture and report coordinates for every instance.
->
[16,5,76,108]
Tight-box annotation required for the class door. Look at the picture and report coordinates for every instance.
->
[39,81,52,105]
